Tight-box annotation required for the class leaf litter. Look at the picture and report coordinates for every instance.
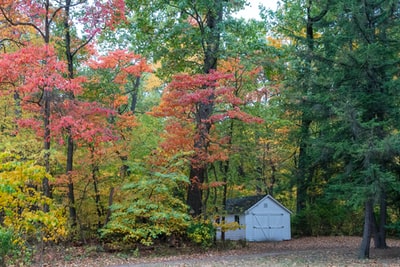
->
[31,236,400,267]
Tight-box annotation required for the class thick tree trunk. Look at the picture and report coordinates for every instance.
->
[187,164,206,216]
[186,0,223,217]
[296,118,311,213]
[295,2,315,214]
[104,187,114,225]
[374,191,388,249]
[295,0,330,213]
[41,0,52,213]
[359,199,373,259]
[66,133,77,226]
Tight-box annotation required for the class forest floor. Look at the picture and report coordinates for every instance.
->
[31,236,400,267]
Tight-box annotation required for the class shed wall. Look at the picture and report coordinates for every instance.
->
[246,197,291,241]
[216,196,291,242]
[216,214,246,240]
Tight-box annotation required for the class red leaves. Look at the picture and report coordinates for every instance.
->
[152,70,263,124]
[150,70,264,167]
[51,100,118,145]
[89,49,151,84]
[0,44,125,146]
[76,0,126,36]
[0,45,83,95]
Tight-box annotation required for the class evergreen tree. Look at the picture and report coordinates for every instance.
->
[326,0,400,258]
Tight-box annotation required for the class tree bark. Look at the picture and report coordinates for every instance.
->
[43,89,52,212]
[186,0,223,217]
[63,0,77,227]
[187,166,206,216]
[130,76,140,114]
[359,199,373,259]
[296,118,311,213]
[104,187,115,225]
[374,190,388,249]
[90,145,104,228]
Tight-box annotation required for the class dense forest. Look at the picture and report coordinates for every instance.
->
[0,0,400,265]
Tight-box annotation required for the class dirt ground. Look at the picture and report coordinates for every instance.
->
[32,236,400,267]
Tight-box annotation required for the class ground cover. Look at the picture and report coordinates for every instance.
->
[30,236,400,267]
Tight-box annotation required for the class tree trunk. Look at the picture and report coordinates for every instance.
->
[374,190,388,249]
[221,161,228,241]
[43,91,51,212]
[104,187,115,225]
[359,199,373,259]
[296,118,311,213]
[41,0,53,213]
[186,0,223,217]
[295,0,329,213]
[66,133,77,226]
[187,166,205,216]
[130,76,140,114]
[90,145,104,228]
[295,1,315,214]
[64,0,77,227]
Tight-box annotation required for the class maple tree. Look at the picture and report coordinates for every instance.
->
[59,0,126,227]
[88,49,152,114]
[125,0,273,217]
[0,0,131,245]
[151,70,263,216]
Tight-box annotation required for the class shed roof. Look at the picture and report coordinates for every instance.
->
[225,195,265,214]
[225,194,292,214]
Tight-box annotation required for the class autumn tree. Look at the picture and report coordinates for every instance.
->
[0,0,66,207]
[0,0,126,225]
[57,0,125,227]
[151,70,263,217]
[88,49,151,114]
[126,0,267,216]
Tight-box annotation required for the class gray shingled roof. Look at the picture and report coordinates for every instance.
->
[225,195,266,214]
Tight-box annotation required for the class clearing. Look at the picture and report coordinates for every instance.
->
[33,236,400,266]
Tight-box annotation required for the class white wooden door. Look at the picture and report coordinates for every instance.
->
[251,212,284,241]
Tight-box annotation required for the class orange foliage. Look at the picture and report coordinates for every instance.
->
[150,70,263,169]
[89,49,152,84]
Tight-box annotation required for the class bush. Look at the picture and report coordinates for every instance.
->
[387,221,400,237]
[100,172,190,247]
[187,220,215,248]
[0,227,14,267]
[292,202,363,237]
[0,227,33,267]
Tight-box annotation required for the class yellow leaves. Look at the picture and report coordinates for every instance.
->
[214,221,241,232]
[144,72,163,92]
[267,36,282,48]
[0,152,67,243]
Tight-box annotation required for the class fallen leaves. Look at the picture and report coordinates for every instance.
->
[30,236,400,267]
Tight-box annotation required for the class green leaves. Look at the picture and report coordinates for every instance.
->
[101,169,190,246]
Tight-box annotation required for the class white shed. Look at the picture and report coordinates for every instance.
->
[216,195,292,241]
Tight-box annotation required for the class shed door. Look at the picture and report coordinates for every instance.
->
[251,212,284,241]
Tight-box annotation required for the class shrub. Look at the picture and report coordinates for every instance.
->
[100,171,190,247]
[292,202,363,236]
[0,227,14,267]
[0,152,67,266]
[187,220,215,248]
